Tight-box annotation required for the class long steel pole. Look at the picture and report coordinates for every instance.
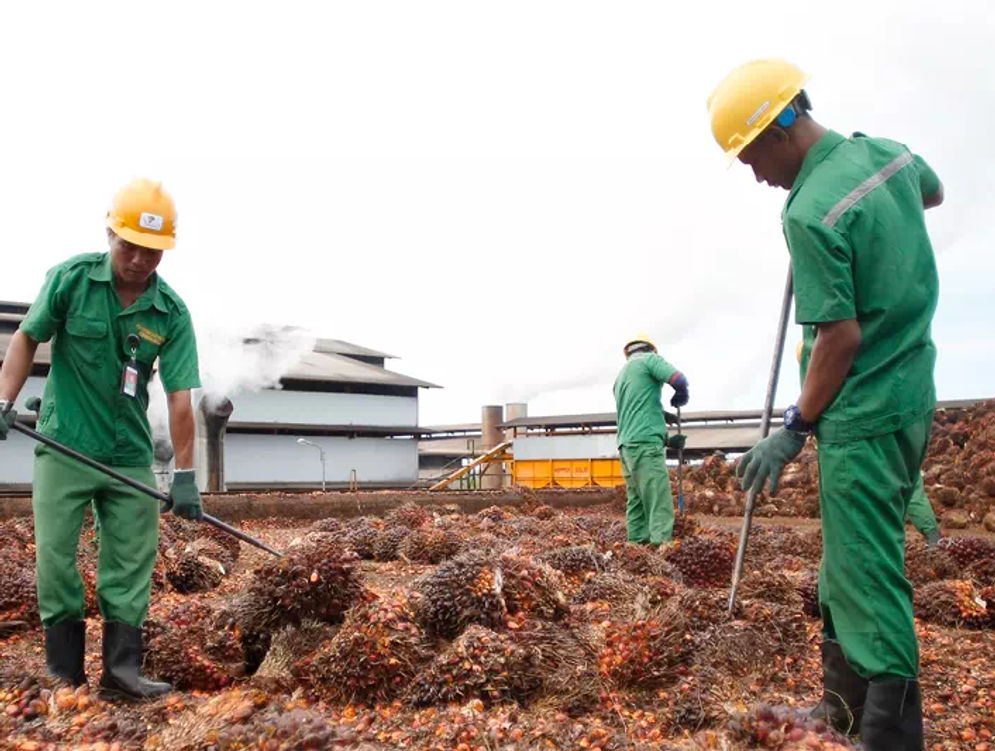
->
[676,406,684,515]
[11,421,283,558]
[727,266,794,615]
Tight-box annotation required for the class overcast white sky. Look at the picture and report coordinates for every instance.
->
[2,1,992,425]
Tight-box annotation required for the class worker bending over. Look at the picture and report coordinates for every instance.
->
[613,334,688,545]
[709,60,943,750]
[0,180,203,699]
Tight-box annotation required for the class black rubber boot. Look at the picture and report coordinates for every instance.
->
[43,620,87,687]
[98,621,171,700]
[809,639,868,735]
[860,678,924,751]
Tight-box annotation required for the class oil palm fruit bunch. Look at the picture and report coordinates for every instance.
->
[413,550,507,638]
[598,611,690,688]
[398,527,465,564]
[499,553,569,620]
[294,591,429,703]
[143,601,244,690]
[409,624,541,706]
[664,534,736,588]
[373,525,411,561]
[915,579,993,628]
[384,502,432,529]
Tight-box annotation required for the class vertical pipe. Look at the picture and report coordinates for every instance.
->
[504,403,527,487]
[728,267,794,615]
[480,405,504,490]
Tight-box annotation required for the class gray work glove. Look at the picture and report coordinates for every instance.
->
[735,428,807,496]
[169,469,203,521]
[0,401,17,440]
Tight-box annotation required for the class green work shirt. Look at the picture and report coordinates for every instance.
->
[20,253,201,467]
[784,130,940,443]
[613,352,677,447]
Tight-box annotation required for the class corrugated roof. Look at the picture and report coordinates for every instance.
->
[282,349,438,388]
[313,338,394,360]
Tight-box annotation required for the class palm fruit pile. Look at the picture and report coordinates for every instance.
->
[736,569,806,608]
[498,553,569,620]
[938,535,995,569]
[309,516,345,535]
[725,705,855,750]
[397,526,464,563]
[163,547,225,593]
[409,624,541,706]
[968,554,995,587]
[511,618,603,714]
[214,705,377,750]
[606,542,675,577]
[598,611,690,688]
[227,541,368,671]
[195,523,242,571]
[413,550,507,638]
[0,520,38,628]
[384,502,432,530]
[798,570,821,617]
[904,538,960,585]
[540,545,605,575]
[372,524,411,561]
[293,592,429,704]
[528,504,556,520]
[143,600,244,690]
[477,504,514,523]
[914,580,994,629]
[341,517,382,559]
[664,533,736,587]
[923,399,995,519]
[572,571,643,609]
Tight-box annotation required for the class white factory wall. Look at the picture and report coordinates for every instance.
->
[0,377,54,484]
[512,434,619,461]
[224,433,417,485]
[0,432,42,484]
[226,390,418,427]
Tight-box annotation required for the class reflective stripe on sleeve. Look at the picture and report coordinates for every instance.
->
[822,151,914,228]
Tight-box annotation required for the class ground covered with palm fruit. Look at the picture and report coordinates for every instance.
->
[677,399,995,531]
[2,495,994,751]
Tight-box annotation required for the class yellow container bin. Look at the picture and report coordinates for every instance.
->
[512,458,625,489]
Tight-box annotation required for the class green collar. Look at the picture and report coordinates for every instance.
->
[89,253,168,313]
[784,130,847,212]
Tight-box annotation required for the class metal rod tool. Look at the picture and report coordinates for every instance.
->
[727,267,794,615]
[11,411,283,558]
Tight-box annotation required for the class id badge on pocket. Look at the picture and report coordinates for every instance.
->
[121,361,139,398]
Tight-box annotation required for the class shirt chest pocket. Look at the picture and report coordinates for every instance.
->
[64,316,109,365]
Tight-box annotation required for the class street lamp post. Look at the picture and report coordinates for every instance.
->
[296,438,326,491]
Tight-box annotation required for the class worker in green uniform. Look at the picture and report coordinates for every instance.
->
[0,179,203,699]
[709,60,943,750]
[798,340,941,547]
[613,334,688,545]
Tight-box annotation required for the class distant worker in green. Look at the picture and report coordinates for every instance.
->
[709,60,944,750]
[0,179,202,700]
[613,334,688,546]
[798,340,941,547]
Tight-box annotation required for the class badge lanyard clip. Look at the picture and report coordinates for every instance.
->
[121,333,141,399]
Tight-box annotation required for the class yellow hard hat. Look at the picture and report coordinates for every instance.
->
[106,179,177,250]
[707,59,809,162]
[623,333,656,355]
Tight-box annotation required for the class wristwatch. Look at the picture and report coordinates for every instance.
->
[783,405,815,434]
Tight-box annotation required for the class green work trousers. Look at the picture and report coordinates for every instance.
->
[619,443,674,545]
[906,474,938,538]
[32,445,159,628]
[818,412,932,680]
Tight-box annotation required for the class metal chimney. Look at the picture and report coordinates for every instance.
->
[197,397,234,492]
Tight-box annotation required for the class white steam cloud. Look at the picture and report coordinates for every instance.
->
[145,323,317,446]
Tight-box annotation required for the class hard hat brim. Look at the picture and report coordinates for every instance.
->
[106,217,175,250]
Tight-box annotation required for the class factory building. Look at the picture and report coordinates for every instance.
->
[0,302,438,491]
